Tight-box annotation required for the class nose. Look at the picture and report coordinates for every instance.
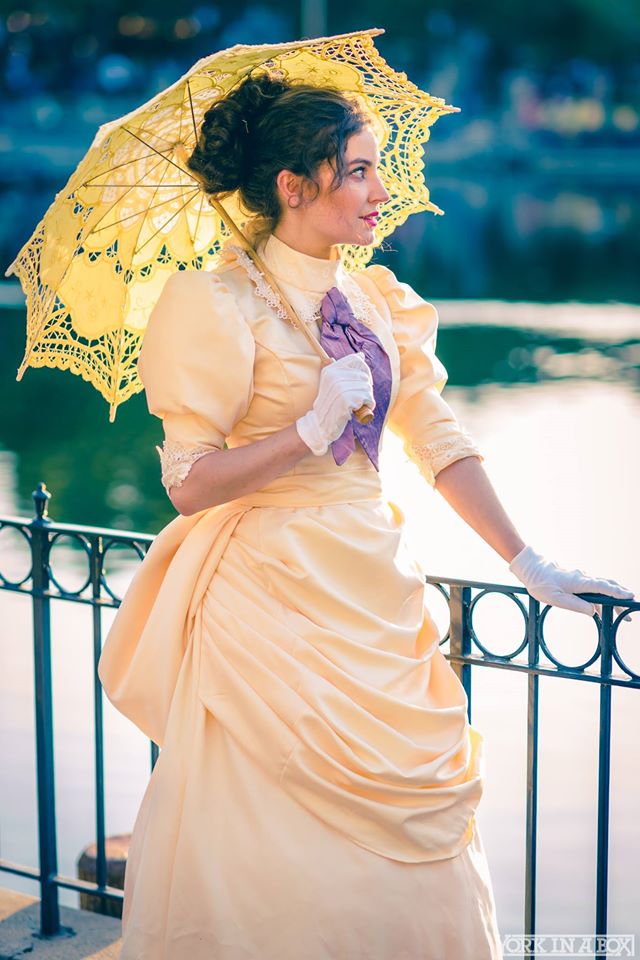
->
[370,172,390,205]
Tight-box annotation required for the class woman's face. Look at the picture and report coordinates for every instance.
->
[275,126,391,258]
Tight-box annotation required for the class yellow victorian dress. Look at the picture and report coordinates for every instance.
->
[98,231,503,959]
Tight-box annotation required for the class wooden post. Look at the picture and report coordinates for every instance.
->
[77,834,130,918]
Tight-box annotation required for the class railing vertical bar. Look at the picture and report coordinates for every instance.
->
[596,606,613,955]
[30,483,60,936]
[91,534,107,896]
[524,596,540,942]
[449,585,472,722]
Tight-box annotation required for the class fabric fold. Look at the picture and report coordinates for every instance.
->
[99,486,485,864]
[98,501,251,746]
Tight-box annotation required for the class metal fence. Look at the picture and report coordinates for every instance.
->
[1,482,638,956]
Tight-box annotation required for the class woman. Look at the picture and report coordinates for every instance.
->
[98,73,634,960]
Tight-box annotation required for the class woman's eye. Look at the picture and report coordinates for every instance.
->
[351,166,367,178]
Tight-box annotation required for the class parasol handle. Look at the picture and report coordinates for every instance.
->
[207,197,374,424]
[355,405,375,425]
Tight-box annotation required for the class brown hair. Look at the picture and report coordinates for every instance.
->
[187,70,372,244]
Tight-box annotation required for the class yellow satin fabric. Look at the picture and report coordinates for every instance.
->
[97,235,502,958]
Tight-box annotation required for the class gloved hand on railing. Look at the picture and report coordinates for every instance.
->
[509,545,635,621]
[296,352,375,456]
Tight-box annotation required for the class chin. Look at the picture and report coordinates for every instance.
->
[338,232,375,247]
[327,224,376,248]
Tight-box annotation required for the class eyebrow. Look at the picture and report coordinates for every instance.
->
[348,158,376,165]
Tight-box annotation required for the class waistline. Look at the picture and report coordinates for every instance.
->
[235,468,383,508]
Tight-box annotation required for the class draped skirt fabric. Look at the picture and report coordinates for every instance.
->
[103,493,503,959]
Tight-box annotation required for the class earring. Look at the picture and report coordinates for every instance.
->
[288,196,300,208]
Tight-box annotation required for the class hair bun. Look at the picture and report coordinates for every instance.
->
[187,71,289,195]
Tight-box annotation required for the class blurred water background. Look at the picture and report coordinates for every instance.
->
[0,0,639,943]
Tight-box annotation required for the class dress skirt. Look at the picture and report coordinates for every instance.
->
[102,491,504,959]
[121,708,502,960]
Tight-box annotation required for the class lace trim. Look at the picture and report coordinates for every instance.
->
[409,431,483,485]
[342,276,378,328]
[286,287,325,326]
[229,244,376,329]
[230,246,290,323]
[155,439,218,493]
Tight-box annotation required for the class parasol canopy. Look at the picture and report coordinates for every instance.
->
[5,27,460,421]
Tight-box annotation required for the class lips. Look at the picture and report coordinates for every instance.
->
[361,214,379,228]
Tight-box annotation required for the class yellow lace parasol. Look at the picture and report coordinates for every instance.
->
[5,27,459,421]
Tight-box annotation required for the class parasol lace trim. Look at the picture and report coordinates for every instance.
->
[155,439,218,494]
[408,431,483,486]
[229,244,377,329]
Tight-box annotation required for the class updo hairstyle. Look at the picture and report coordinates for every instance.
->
[187,70,372,241]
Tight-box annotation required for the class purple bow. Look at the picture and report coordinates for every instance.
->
[319,286,392,471]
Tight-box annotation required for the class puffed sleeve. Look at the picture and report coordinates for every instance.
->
[363,264,483,486]
[137,270,255,495]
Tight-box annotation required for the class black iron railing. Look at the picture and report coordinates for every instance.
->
[428,578,640,950]
[1,482,637,957]
[0,483,156,935]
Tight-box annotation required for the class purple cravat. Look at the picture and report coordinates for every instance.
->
[319,286,392,471]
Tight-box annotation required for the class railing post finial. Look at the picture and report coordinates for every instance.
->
[32,482,52,524]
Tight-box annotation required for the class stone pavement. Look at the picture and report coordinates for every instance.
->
[0,888,121,959]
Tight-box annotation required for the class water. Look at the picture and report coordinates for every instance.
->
[2,354,640,939]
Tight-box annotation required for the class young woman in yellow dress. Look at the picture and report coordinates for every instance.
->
[98,72,634,960]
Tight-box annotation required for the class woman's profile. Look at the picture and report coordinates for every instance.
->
[98,71,634,960]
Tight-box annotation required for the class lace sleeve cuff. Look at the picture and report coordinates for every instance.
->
[408,430,484,486]
[155,439,219,494]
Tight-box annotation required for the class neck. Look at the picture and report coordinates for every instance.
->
[272,224,339,261]
[258,230,344,294]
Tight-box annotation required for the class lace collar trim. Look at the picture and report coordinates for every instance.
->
[229,244,377,329]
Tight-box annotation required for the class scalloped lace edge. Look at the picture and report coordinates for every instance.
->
[156,439,219,493]
[408,431,484,485]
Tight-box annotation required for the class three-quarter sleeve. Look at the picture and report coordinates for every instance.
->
[364,264,483,486]
[137,270,255,495]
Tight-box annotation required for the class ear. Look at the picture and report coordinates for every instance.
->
[275,168,305,207]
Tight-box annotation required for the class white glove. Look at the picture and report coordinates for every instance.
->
[296,353,375,456]
[509,545,635,621]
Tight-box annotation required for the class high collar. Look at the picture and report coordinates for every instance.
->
[257,231,345,294]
